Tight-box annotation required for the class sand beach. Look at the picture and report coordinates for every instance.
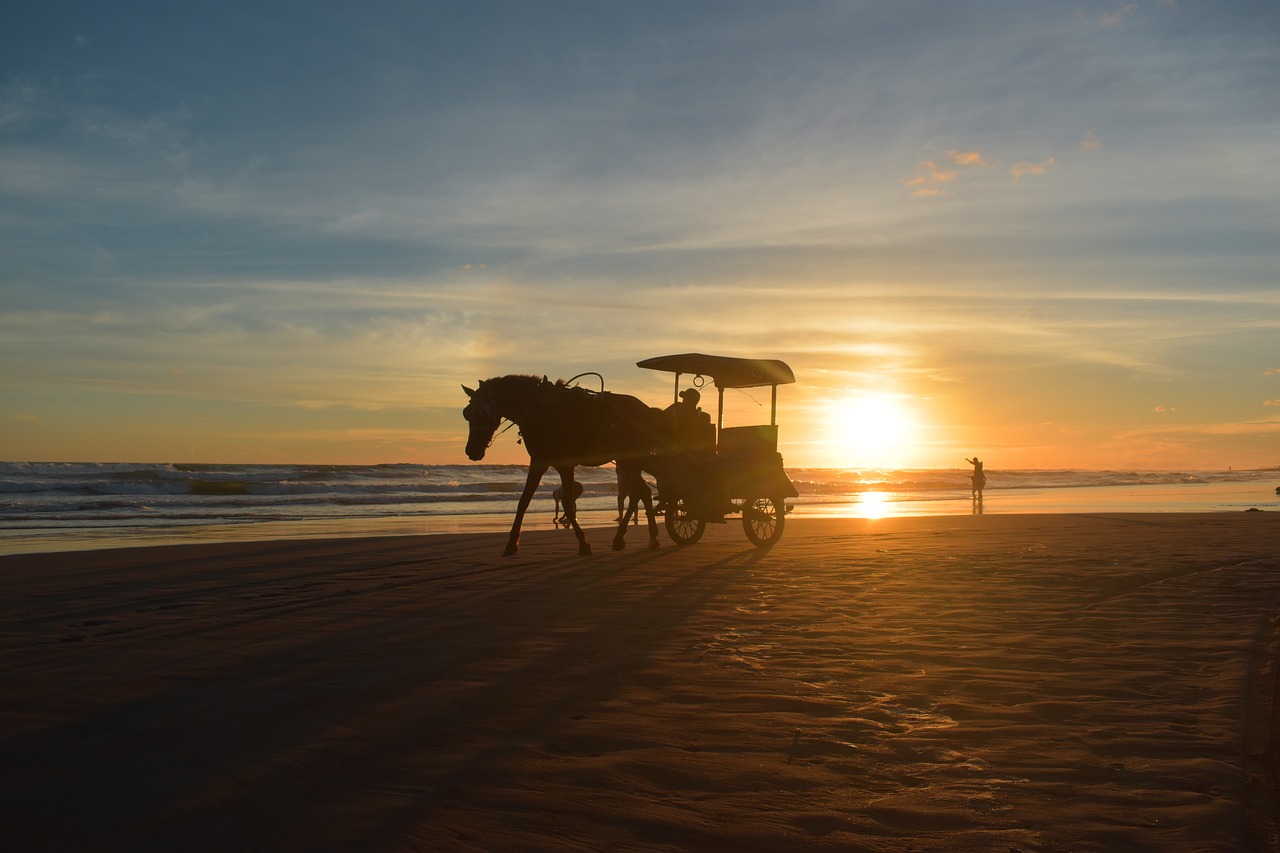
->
[3,513,1279,851]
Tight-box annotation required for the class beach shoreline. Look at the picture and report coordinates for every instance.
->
[3,515,1278,850]
[3,477,1276,557]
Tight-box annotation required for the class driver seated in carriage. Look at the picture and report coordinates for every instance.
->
[664,388,714,456]
[659,387,727,519]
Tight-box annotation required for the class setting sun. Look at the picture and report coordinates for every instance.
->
[825,393,919,470]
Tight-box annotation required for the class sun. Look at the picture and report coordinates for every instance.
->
[825,393,918,469]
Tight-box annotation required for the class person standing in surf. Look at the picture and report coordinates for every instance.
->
[965,457,986,500]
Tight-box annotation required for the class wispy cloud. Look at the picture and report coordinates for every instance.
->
[947,149,988,167]
[904,150,987,197]
[1100,4,1138,27]
[1080,131,1102,150]
[0,76,47,129]
[1010,156,1058,182]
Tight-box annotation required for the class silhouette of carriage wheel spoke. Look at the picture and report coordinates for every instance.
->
[663,497,705,545]
[742,495,785,547]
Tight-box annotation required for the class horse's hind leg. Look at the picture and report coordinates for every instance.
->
[612,465,642,551]
[612,493,639,551]
[642,488,659,550]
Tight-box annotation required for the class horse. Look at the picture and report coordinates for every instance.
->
[462,375,665,556]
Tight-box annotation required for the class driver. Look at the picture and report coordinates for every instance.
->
[666,388,713,453]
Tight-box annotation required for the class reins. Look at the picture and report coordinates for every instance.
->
[488,418,520,447]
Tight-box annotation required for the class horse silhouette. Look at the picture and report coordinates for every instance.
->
[462,375,665,556]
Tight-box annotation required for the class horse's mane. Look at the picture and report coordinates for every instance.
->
[483,374,568,387]
[478,375,577,408]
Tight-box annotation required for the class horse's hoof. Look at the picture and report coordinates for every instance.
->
[503,545,518,557]
[648,540,660,551]
[579,544,592,557]
[612,539,625,551]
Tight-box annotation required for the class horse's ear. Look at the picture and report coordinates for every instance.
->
[462,384,476,398]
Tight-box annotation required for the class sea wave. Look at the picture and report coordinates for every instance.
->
[1,461,1276,529]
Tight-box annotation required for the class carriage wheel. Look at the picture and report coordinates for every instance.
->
[742,495,785,547]
[664,497,706,545]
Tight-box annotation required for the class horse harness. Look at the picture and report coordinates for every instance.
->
[468,378,586,451]
[470,377,673,453]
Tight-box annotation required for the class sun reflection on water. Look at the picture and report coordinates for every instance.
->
[856,491,891,519]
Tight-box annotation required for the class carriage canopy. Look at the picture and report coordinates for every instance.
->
[635,353,795,389]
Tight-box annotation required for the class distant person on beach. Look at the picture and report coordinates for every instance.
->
[552,481,584,527]
[966,457,986,498]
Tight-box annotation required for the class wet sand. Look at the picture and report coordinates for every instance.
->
[2,514,1278,851]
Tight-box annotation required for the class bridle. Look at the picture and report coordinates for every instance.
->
[464,388,520,451]
[464,394,500,432]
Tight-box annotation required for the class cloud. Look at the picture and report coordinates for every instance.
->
[1265,400,1280,407]
[1101,4,1138,27]
[911,161,957,183]
[905,160,953,197]
[905,150,987,197]
[1010,156,1057,182]
[1265,368,1280,376]
[0,77,46,129]
[1080,131,1101,150]
[1154,405,1176,413]
[946,149,987,167]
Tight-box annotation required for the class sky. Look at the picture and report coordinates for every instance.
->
[2,0,1278,470]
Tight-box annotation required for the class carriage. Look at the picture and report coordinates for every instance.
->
[638,353,799,547]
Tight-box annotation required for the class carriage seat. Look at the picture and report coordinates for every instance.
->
[717,425,778,456]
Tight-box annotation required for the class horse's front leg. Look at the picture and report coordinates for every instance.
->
[615,468,626,523]
[505,463,548,556]
[556,466,591,556]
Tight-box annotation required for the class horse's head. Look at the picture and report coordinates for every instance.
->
[461,383,501,461]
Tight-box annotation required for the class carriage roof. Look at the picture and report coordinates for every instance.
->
[636,353,795,389]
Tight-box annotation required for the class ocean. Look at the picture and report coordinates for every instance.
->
[2,461,1277,555]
